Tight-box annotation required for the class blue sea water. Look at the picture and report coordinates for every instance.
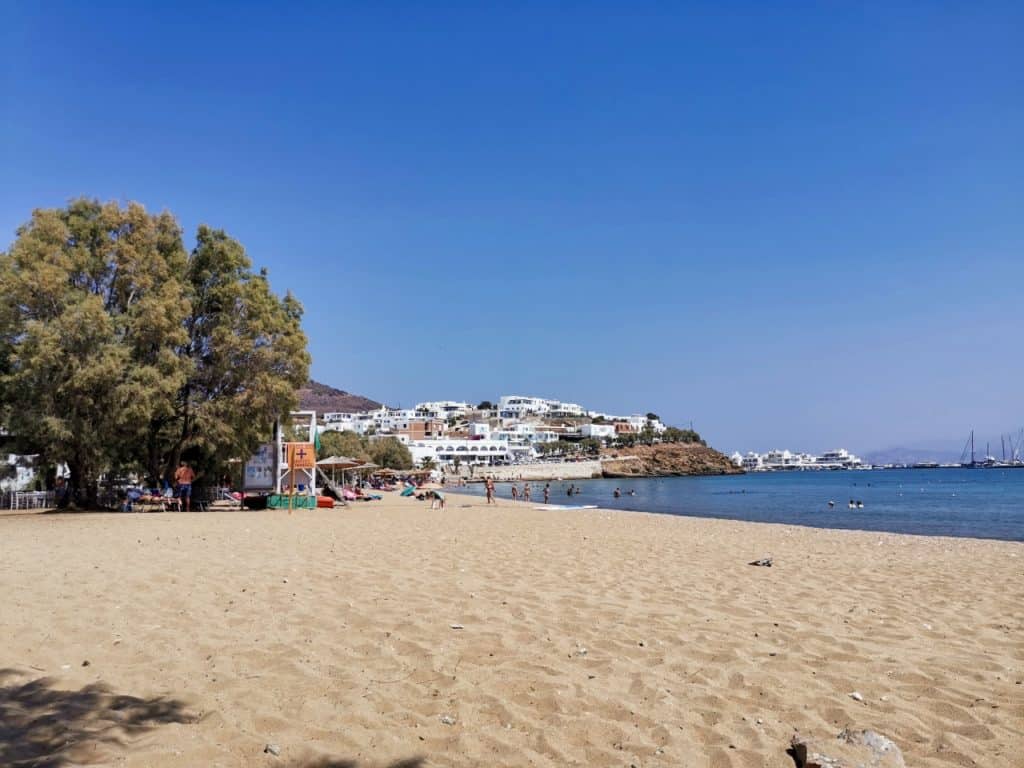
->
[457,468,1024,541]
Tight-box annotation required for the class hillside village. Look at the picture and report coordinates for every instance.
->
[309,389,706,469]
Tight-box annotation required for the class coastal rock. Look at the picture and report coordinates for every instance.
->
[600,442,742,478]
[440,714,457,725]
[749,557,773,567]
[263,743,281,756]
[790,729,905,768]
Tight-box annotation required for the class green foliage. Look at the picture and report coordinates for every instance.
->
[476,400,494,410]
[318,430,370,462]
[0,199,310,506]
[613,432,638,448]
[640,423,657,445]
[368,437,413,470]
[590,415,606,424]
[579,437,602,455]
[661,427,704,445]
[419,456,437,470]
[646,412,659,421]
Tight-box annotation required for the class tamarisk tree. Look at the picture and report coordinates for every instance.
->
[0,199,310,506]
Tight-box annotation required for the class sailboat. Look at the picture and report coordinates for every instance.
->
[960,430,978,468]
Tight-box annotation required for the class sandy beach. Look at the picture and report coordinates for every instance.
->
[2,493,1021,767]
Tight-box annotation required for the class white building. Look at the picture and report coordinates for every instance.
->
[407,438,512,467]
[497,395,586,421]
[323,407,447,437]
[415,401,472,420]
[581,423,617,440]
[814,449,864,469]
[737,448,864,472]
[739,452,765,471]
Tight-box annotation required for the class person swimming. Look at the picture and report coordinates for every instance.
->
[613,488,621,498]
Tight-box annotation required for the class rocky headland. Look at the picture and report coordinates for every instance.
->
[600,442,742,477]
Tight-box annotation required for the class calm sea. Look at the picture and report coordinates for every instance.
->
[456,468,1024,542]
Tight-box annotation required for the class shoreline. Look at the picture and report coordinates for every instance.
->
[440,487,1024,545]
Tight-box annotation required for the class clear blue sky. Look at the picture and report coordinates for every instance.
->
[2,3,1022,455]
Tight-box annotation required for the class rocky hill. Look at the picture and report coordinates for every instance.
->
[600,443,742,477]
[296,380,382,413]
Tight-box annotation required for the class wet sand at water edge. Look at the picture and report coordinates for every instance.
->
[1,492,1021,767]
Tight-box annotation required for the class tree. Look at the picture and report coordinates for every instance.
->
[646,412,659,422]
[477,400,494,410]
[591,415,606,424]
[318,430,370,462]
[419,456,437,471]
[368,437,413,470]
[614,433,638,448]
[640,423,657,445]
[661,427,704,445]
[579,437,602,455]
[0,199,310,506]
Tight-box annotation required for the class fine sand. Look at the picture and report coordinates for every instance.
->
[1,493,1021,767]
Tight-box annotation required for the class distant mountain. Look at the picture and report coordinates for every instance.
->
[295,380,382,414]
[862,445,961,466]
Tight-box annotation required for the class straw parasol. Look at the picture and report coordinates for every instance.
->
[316,455,364,485]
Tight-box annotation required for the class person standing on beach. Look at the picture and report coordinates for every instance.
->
[485,477,495,504]
[511,484,519,502]
[523,483,531,502]
[543,483,550,504]
[174,460,195,512]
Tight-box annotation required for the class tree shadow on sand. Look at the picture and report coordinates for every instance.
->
[0,669,197,767]
[288,759,426,768]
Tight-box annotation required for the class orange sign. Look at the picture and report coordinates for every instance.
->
[286,442,316,469]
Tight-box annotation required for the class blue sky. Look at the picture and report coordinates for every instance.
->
[2,2,1022,454]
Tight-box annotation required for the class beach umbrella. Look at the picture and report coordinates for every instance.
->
[316,455,363,485]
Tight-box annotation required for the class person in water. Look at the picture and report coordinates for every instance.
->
[511,485,519,502]
[614,487,621,498]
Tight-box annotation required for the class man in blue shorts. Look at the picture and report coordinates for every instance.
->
[174,461,196,511]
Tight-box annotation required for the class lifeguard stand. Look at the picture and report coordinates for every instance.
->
[276,410,317,494]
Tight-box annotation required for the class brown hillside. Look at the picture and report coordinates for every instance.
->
[600,442,742,477]
[296,380,382,413]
